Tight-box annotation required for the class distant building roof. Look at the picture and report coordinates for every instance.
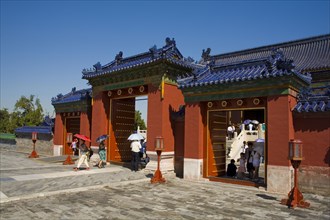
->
[208,34,330,73]
[51,87,92,105]
[15,126,53,135]
[15,116,55,135]
[82,37,195,79]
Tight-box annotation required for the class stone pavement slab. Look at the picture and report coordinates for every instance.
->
[0,144,329,219]
[0,178,329,220]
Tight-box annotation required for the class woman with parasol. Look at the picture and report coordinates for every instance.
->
[73,134,91,171]
[95,135,108,168]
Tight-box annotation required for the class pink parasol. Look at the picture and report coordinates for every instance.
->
[74,134,91,142]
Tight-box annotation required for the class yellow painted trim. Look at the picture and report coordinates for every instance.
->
[161,75,165,99]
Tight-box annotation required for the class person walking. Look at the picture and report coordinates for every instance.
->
[70,138,78,156]
[241,141,248,153]
[245,142,254,179]
[96,140,106,168]
[227,125,233,140]
[237,153,246,179]
[130,139,142,172]
[252,150,261,180]
[74,139,90,171]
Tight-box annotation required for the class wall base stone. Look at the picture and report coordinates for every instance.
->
[300,165,330,196]
[145,151,174,172]
[267,165,293,195]
[183,158,203,180]
[53,145,63,156]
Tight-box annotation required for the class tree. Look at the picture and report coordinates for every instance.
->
[0,108,11,133]
[135,110,146,130]
[12,95,44,128]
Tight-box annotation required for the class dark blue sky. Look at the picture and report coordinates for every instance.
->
[1,0,329,118]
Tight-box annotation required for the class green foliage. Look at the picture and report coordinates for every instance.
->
[0,95,44,133]
[0,133,16,140]
[135,110,147,130]
[14,95,44,127]
[0,108,11,133]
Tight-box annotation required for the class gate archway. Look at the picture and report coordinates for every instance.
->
[109,98,136,162]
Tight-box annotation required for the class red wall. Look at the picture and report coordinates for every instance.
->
[147,84,163,150]
[53,113,64,145]
[267,95,296,166]
[294,116,330,167]
[147,83,185,152]
[91,91,109,147]
[80,111,91,146]
[184,102,204,159]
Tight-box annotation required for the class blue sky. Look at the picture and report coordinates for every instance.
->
[1,0,329,122]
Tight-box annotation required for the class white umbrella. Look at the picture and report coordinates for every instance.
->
[252,120,259,124]
[256,138,264,142]
[127,133,144,141]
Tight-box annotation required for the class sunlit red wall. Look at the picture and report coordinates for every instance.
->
[267,95,296,167]
[184,102,205,159]
[294,115,330,167]
[53,113,64,145]
[91,91,109,147]
[147,83,185,152]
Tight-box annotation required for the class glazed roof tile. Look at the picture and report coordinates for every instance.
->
[210,34,330,73]
[293,85,330,112]
[82,38,195,79]
[178,51,312,89]
[51,87,92,105]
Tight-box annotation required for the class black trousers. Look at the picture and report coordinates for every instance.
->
[131,152,140,171]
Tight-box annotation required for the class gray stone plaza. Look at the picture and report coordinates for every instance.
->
[0,144,329,220]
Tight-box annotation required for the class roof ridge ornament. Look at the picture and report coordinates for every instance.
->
[165,37,176,46]
[93,62,102,72]
[149,45,158,58]
[267,48,295,72]
[115,51,123,65]
[201,48,211,62]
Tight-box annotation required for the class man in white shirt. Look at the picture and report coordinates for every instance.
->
[227,125,233,140]
[248,123,253,131]
[241,141,248,153]
[130,140,142,172]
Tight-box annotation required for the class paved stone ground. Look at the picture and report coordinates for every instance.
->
[0,144,329,220]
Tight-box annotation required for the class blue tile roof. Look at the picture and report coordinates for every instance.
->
[208,34,330,73]
[15,126,53,134]
[51,87,92,105]
[82,38,195,79]
[178,50,312,89]
[293,85,330,113]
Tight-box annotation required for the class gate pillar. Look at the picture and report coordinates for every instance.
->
[146,83,185,172]
[53,113,64,156]
[183,102,205,180]
[267,95,296,194]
